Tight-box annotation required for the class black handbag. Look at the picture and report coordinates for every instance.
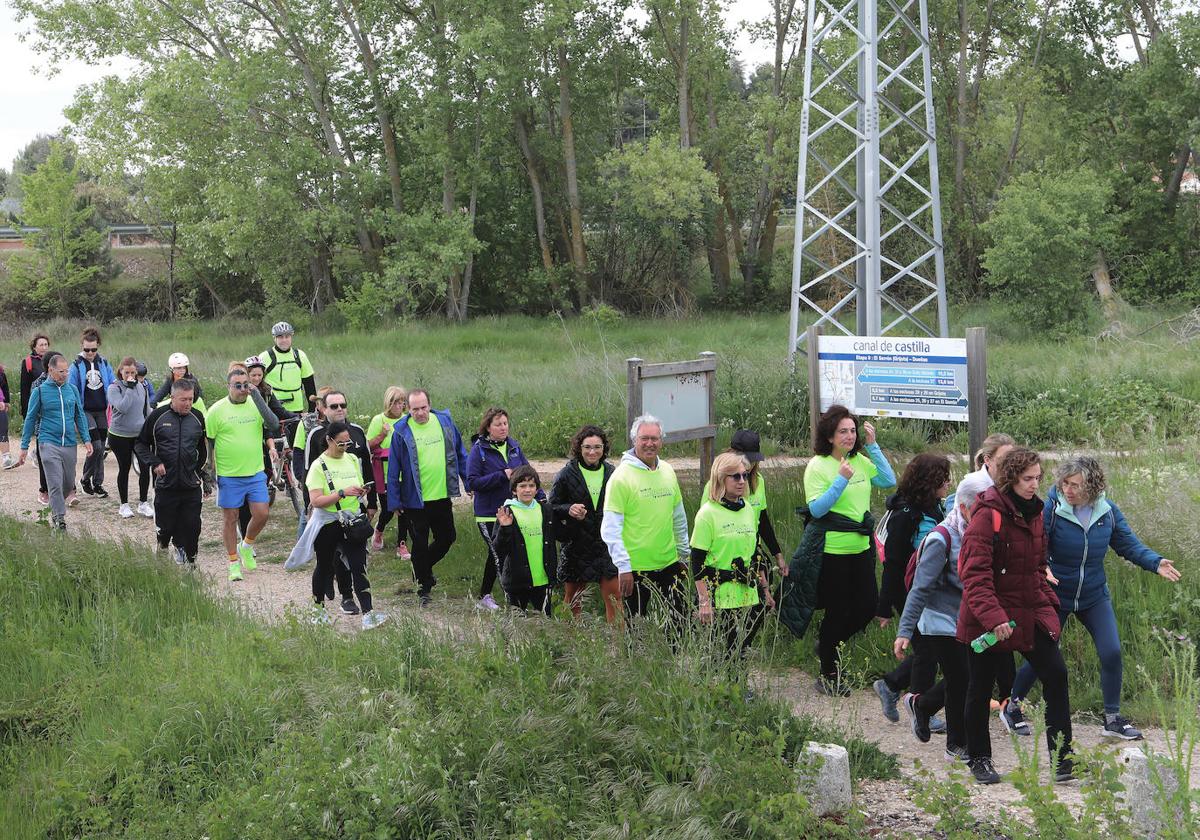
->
[318,457,373,543]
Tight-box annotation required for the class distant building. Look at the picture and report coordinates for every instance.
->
[0,223,174,251]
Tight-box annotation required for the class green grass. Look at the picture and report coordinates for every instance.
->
[0,516,896,839]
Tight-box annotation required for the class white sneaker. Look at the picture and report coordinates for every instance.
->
[119,503,134,519]
[137,501,154,518]
[1,453,14,470]
[174,546,188,565]
[310,604,333,625]
[476,594,501,611]
[362,611,389,630]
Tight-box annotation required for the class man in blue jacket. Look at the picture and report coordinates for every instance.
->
[18,353,93,531]
[68,327,115,498]
[386,388,468,606]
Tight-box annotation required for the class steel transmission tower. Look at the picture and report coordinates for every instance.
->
[787,0,949,360]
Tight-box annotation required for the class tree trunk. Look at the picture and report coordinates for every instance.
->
[993,2,1050,197]
[557,45,588,285]
[954,0,969,212]
[1092,249,1120,324]
[514,110,555,271]
[1164,146,1194,209]
[677,13,690,149]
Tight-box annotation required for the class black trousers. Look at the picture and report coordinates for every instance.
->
[507,584,551,615]
[375,505,411,545]
[408,498,456,592]
[883,626,941,695]
[109,434,149,504]
[916,635,969,751]
[313,523,372,612]
[82,410,108,487]
[715,602,766,658]
[154,486,202,560]
[817,550,878,681]
[476,520,501,599]
[36,442,47,493]
[625,561,689,619]
[966,628,1072,763]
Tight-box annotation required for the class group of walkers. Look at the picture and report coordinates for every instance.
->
[5,327,1182,785]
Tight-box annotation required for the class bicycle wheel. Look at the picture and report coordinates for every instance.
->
[284,466,306,520]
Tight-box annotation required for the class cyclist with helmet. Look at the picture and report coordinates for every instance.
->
[154,352,204,405]
[261,322,316,415]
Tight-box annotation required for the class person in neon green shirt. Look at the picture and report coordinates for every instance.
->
[304,420,388,630]
[601,414,690,622]
[494,465,557,615]
[803,404,896,693]
[206,365,282,581]
[367,386,411,559]
[692,452,776,658]
[261,321,316,414]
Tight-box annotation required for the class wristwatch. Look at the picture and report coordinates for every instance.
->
[338,489,346,499]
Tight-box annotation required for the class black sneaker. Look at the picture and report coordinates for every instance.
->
[1000,699,1032,736]
[814,678,851,698]
[418,591,433,608]
[92,484,109,499]
[903,692,931,743]
[79,479,95,496]
[945,744,969,762]
[1101,715,1143,741]
[340,599,361,615]
[1054,756,1076,783]
[968,756,1001,785]
[325,581,336,601]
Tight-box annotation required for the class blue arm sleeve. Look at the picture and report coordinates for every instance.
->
[1107,501,1161,572]
[808,475,850,518]
[866,443,896,488]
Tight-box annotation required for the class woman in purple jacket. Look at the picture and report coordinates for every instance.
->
[465,407,537,610]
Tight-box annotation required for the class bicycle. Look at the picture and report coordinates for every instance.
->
[274,412,320,520]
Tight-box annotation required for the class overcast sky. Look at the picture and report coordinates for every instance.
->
[1,0,784,172]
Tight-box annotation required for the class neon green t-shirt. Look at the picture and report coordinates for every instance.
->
[205,396,268,478]
[509,501,547,586]
[690,498,760,609]
[603,459,683,572]
[366,413,398,455]
[803,452,878,554]
[580,463,604,509]
[411,417,448,502]
[260,346,314,413]
[306,454,365,513]
[747,475,767,515]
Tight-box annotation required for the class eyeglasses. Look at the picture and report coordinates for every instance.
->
[81,347,98,354]
[728,472,752,482]
[230,382,251,390]
[326,402,347,409]
[334,438,353,449]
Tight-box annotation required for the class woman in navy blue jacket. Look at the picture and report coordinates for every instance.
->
[465,407,537,610]
[1009,456,1180,741]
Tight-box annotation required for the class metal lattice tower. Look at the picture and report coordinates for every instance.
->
[787,0,949,360]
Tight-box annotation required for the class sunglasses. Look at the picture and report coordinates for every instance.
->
[81,347,99,354]
[325,402,347,409]
[334,438,354,449]
[230,382,251,390]
[728,472,752,482]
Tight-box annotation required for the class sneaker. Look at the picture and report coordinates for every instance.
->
[1,453,15,470]
[873,678,901,723]
[814,678,851,698]
[903,692,931,743]
[137,501,154,518]
[66,492,78,508]
[119,503,134,519]
[930,715,947,734]
[477,594,500,611]
[51,516,67,534]
[341,598,361,615]
[397,541,411,561]
[237,541,257,571]
[418,591,432,608]
[968,756,1001,785]
[945,744,969,762]
[371,530,384,552]
[1054,756,1076,783]
[310,604,333,625]
[1101,715,1143,741]
[1000,698,1032,736]
[38,491,49,506]
[80,479,95,496]
[174,546,188,566]
[92,484,109,499]
[228,561,243,582]
[362,611,389,630]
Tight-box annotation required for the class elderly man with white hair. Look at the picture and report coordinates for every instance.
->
[601,414,690,621]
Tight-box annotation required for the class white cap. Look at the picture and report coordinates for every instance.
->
[168,352,190,368]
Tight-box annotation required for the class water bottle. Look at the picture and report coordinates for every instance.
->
[971,620,1016,653]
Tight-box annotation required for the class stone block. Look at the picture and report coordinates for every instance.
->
[798,741,852,816]
[1118,746,1181,837]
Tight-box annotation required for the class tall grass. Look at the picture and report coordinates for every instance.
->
[0,516,896,839]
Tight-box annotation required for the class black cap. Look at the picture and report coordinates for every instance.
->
[730,429,764,462]
[135,361,148,377]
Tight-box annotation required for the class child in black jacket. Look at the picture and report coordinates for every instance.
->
[495,465,558,615]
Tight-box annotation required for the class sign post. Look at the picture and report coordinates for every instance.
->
[807,330,986,449]
[626,353,718,485]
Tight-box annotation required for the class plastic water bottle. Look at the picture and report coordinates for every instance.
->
[971,620,1016,653]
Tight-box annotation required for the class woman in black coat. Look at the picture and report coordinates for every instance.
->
[549,425,619,622]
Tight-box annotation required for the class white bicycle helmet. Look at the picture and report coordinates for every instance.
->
[271,321,294,337]
[244,355,265,370]
[168,352,190,368]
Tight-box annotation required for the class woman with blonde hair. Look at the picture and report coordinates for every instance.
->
[692,452,775,657]
[367,386,412,557]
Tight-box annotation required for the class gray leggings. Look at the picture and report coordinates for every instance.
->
[40,443,78,520]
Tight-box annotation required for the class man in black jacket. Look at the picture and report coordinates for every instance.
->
[135,379,208,566]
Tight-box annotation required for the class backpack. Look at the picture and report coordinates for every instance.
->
[904,524,952,591]
[264,346,302,377]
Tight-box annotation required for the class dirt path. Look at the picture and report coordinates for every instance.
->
[1,447,1191,834]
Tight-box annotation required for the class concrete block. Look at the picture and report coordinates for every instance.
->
[798,741,852,816]
[1118,746,1181,837]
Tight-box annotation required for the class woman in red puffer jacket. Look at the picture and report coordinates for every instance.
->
[957,446,1073,786]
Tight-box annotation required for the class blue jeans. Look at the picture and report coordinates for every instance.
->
[1012,597,1122,714]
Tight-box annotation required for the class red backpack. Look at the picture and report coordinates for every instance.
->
[903,509,1001,591]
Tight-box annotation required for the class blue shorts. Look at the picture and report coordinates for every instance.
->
[217,472,269,509]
